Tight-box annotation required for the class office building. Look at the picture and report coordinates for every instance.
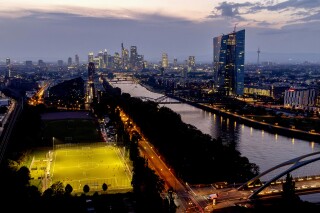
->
[26,60,33,67]
[121,43,129,70]
[130,46,138,69]
[162,53,168,68]
[75,54,80,66]
[103,50,108,68]
[67,57,72,66]
[188,56,195,69]
[284,88,317,110]
[88,52,94,63]
[6,58,10,66]
[173,58,178,68]
[88,62,95,82]
[213,29,245,96]
[57,60,63,67]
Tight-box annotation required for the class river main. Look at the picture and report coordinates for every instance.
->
[110,79,320,201]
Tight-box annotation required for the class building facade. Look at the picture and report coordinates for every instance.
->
[213,29,245,96]
[284,88,318,110]
[88,62,95,82]
[162,53,168,68]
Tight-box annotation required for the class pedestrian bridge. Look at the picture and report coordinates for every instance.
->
[238,151,320,199]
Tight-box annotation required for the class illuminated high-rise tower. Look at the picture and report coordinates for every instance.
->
[103,49,108,68]
[162,53,168,68]
[88,52,94,63]
[213,29,245,96]
[188,56,195,69]
[88,62,95,82]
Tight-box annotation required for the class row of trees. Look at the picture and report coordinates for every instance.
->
[101,79,259,184]
[92,88,177,212]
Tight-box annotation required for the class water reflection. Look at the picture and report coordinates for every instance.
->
[111,80,320,181]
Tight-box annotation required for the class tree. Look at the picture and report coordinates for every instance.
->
[282,173,296,201]
[167,187,177,213]
[65,184,73,195]
[83,184,90,194]
[16,166,31,187]
[102,183,108,192]
[50,181,65,196]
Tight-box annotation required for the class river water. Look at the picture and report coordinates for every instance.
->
[110,80,320,202]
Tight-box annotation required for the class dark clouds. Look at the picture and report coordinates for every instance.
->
[0,5,319,64]
[209,0,320,23]
[0,11,226,62]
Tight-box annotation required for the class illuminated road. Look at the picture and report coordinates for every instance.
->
[119,110,205,213]
[29,80,53,105]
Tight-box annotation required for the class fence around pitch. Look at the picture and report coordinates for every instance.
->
[65,177,132,193]
[54,142,110,150]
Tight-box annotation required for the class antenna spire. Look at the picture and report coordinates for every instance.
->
[257,47,261,65]
[233,23,238,32]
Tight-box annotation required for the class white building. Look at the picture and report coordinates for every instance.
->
[284,88,318,110]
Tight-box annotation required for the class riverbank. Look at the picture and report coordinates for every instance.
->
[165,93,320,142]
[135,81,320,142]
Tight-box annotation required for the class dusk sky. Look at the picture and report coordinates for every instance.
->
[0,0,320,63]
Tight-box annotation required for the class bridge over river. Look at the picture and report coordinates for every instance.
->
[186,151,320,212]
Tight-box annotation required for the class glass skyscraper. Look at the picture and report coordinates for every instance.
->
[213,29,245,96]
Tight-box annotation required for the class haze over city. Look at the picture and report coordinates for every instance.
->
[0,0,320,63]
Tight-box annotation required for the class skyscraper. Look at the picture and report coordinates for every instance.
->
[88,62,95,82]
[173,58,178,68]
[6,58,10,66]
[121,43,129,70]
[6,58,11,78]
[88,52,94,63]
[103,49,108,68]
[75,54,80,66]
[162,53,168,68]
[188,56,195,69]
[67,57,72,66]
[130,46,138,69]
[213,29,245,96]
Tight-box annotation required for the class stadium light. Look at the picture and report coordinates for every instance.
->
[52,137,55,151]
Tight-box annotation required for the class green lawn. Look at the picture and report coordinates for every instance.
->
[49,143,132,194]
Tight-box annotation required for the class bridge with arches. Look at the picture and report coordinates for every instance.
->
[237,151,320,199]
[204,151,320,210]
[137,96,182,104]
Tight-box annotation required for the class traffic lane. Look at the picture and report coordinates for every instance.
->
[139,140,187,191]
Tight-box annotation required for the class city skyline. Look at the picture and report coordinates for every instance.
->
[0,0,320,63]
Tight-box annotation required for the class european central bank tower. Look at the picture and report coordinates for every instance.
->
[213,29,245,96]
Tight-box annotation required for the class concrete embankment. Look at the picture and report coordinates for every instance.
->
[166,94,320,142]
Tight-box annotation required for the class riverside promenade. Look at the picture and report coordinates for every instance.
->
[165,94,320,142]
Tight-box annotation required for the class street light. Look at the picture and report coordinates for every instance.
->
[52,137,55,151]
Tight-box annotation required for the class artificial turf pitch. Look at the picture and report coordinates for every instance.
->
[49,143,132,193]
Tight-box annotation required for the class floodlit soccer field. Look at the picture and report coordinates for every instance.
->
[50,143,132,193]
